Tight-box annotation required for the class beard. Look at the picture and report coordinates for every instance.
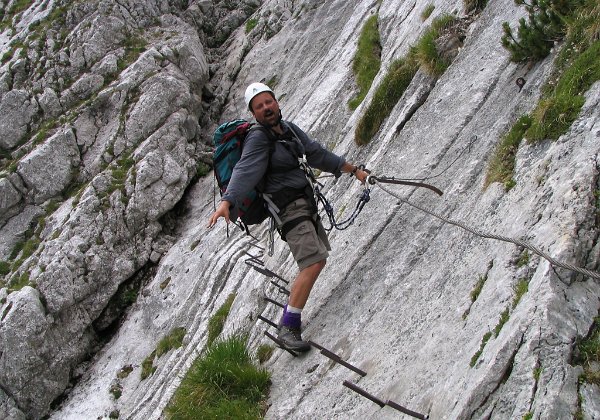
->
[259,109,283,128]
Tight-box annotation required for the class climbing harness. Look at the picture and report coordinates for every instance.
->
[368,178,600,281]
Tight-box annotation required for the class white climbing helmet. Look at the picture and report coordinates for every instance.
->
[244,82,275,110]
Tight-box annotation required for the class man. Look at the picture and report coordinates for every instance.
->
[207,82,369,352]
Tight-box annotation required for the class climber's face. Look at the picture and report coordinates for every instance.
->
[250,92,281,127]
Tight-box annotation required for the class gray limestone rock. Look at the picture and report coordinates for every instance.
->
[0,90,39,150]
[17,129,81,203]
[1,0,599,419]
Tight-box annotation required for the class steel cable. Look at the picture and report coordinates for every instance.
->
[377,183,600,280]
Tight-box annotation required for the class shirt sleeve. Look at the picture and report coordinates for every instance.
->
[221,128,271,209]
[287,122,345,177]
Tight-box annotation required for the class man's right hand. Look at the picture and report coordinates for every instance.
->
[207,200,232,228]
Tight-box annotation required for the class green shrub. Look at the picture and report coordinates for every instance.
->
[207,293,236,346]
[484,115,532,189]
[348,15,381,110]
[501,0,582,63]
[165,334,271,420]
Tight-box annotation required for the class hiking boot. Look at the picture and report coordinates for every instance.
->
[277,326,311,353]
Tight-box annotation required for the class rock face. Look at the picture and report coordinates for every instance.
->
[0,0,599,419]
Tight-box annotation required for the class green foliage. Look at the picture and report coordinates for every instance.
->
[207,293,236,346]
[141,352,156,380]
[523,412,533,420]
[354,57,418,145]
[354,15,457,145]
[525,39,600,142]
[117,365,134,379]
[512,278,529,308]
[411,14,457,76]
[196,162,210,179]
[0,261,10,276]
[156,327,186,357]
[574,316,600,385]
[165,334,271,420]
[516,250,530,267]
[110,383,123,400]
[464,0,488,14]
[470,274,487,302]
[484,115,532,189]
[470,331,492,367]
[141,327,186,380]
[9,271,30,292]
[348,15,381,110]
[494,307,510,337]
[245,18,258,33]
[118,32,147,71]
[421,4,435,21]
[501,0,582,62]
[256,344,274,364]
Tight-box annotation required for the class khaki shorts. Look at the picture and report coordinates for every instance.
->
[279,197,330,270]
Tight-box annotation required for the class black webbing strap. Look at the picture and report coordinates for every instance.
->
[279,215,316,242]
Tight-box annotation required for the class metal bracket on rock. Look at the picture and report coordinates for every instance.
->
[342,380,429,419]
[367,175,443,196]
[246,261,290,284]
[258,315,278,329]
[309,341,366,377]
[264,296,285,308]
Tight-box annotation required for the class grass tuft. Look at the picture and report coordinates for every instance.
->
[512,278,529,308]
[156,327,186,357]
[421,4,435,21]
[354,14,457,145]
[574,316,600,385]
[165,334,271,420]
[354,57,418,145]
[207,293,236,346]
[484,115,532,189]
[470,331,492,367]
[348,15,382,110]
[411,15,457,76]
[256,344,274,364]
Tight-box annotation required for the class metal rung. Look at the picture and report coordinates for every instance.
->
[244,252,264,265]
[343,380,385,408]
[308,341,367,376]
[263,296,285,308]
[386,400,429,419]
[258,315,278,329]
[248,263,289,284]
[270,280,290,295]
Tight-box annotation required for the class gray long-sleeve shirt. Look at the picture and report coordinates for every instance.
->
[221,120,345,210]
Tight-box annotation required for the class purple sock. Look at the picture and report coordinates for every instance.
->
[280,304,302,329]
